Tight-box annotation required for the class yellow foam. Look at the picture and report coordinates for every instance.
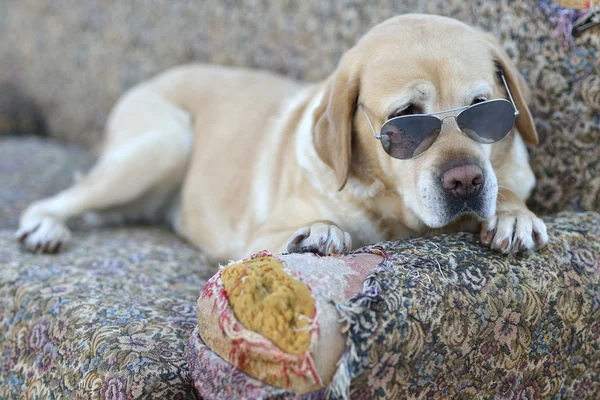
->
[221,256,315,355]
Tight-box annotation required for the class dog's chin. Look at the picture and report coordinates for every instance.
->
[417,196,496,229]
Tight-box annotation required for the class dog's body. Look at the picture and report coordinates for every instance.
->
[17,14,548,261]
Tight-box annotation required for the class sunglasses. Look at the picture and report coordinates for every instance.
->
[359,73,519,160]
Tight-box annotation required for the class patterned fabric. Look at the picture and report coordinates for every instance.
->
[188,212,600,399]
[522,3,600,215]
[1,1,599,399]
[334,212,600,399]
[188,330,294,400]
[0,137,216,398]
[0,228,214,399]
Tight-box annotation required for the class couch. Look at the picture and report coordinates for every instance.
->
[1,0,599,398]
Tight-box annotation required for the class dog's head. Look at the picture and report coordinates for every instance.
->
[312,14,537,229]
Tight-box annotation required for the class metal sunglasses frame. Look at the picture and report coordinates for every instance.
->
[359,72,520,145]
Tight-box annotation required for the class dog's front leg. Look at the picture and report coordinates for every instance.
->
[480,188,548,254]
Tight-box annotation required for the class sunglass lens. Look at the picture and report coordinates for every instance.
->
[381,116,442,159]
[456,100,515,144]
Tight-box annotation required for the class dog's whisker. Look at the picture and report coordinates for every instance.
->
[494,163,512,174]
[496,180,515,186]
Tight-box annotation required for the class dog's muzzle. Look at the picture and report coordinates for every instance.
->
[440,163,488,218]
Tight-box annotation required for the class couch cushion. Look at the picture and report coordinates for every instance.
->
[338,211,600,399]
[188,211,600,399]
[0,136,215,398]
[514,5,600,215]
[0,227,215,399]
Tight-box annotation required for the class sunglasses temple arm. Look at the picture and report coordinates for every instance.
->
[500,73,520,117]
[360,105,382,139]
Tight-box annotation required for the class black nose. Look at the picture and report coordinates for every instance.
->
[441,164,484,199]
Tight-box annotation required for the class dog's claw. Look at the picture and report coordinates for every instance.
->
[289,231,307,246]
[481,210,547,254]
[512,238,521,253]
[16,216,71,254]
[533,231,545,247]
[484,230,494,245]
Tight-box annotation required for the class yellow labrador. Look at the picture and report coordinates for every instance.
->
[17,14,547,261]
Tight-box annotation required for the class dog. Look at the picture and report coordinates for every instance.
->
[16,14,548,261]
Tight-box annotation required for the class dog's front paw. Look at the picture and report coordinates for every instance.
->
[16,216,71,254]
[480,210,547,254]
[286,222,352,256]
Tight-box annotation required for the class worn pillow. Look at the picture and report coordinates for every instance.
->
[189,212,600,399]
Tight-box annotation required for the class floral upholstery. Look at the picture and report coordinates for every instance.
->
[339,212,600,399]
[187,212,600,399]
[0,137,215,398]
[0,228,214,399]
[1,0,599,399]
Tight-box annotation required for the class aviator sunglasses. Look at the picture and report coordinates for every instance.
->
[359,72,519,160]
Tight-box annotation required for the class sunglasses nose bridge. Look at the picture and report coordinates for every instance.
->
[439,115,457,121]
[438,115,461,134]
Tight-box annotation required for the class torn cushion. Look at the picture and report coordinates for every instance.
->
[190,212,600,399]
[221,255,315,356]
[195,251,382,395]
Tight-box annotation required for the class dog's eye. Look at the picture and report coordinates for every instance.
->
[471,96,488,105]
[389,104,423,119]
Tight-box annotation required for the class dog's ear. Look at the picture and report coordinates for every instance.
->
[313,56,360,190]
[483,34,538,145]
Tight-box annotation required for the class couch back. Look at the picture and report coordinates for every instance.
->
[1,0,599,214]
